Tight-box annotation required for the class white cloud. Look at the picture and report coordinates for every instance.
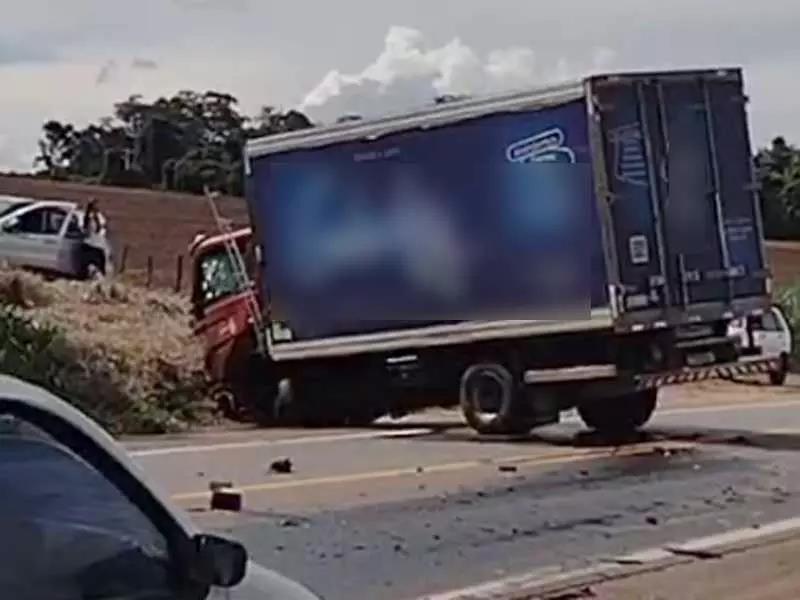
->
[131,58,158,70]
[300,26,618,123]
[1,0,800,172]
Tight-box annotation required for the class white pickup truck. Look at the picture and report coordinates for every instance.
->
[728,305,794,385]
[0,196,113,280]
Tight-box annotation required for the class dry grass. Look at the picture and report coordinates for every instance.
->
[0,269,218,434]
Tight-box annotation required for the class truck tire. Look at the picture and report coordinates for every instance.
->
[577,389,658,434]
[769,355,789,386]
[460,363,530,435]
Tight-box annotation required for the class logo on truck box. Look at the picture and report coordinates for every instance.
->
[609,123,648,187]
[506,128,576,164]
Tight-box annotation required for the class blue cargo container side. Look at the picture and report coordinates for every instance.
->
[247,96,611,355]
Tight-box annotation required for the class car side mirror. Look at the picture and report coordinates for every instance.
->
[1,218,17,233]
[191,534,248,588]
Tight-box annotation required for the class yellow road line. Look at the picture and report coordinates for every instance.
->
[170,441,692,502]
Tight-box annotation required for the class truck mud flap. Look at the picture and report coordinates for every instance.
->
[635,357,780,389]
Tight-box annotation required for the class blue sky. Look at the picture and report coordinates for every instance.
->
[1,0,799,171]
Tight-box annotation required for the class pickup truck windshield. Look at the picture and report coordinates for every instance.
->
[0,200,30,219]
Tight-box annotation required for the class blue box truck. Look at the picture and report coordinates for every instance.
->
[243,67,778,433]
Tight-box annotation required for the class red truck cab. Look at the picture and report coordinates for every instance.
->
[189,228,262,416]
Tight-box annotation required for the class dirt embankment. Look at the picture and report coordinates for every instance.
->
[0,268,220,434]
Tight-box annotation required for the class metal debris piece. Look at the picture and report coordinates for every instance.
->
[209,480,233,492]
[270,458,293,474]
[210,487,243,512]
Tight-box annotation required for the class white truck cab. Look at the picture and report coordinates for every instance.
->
[728,305,793,385]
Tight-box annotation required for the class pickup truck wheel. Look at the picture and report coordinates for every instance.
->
[578,389,657,434]
[460,363,530,435]
[769,355,789,386]
[80,247,107,280]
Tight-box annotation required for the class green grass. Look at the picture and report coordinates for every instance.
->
[0,301,217,435]
[776,282,800,369]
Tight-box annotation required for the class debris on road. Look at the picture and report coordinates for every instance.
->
[279,517,302,528]
[270,457,293,474]
[667,546,723,560]
[498,464,518,473]
[544,586,597,599]
[208,480,233,492]
[645,516,659,526]
[210,486,243,512]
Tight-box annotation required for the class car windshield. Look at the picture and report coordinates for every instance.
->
[0,413,175,600]
[0,199,28,219]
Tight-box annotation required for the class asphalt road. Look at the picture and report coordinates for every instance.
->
[129,379,800,600]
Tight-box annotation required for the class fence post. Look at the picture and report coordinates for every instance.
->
[146,256,154,289]
[118,245,129,274]
[175,255,184,293]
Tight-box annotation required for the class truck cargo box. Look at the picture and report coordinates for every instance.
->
[246,68,770,361]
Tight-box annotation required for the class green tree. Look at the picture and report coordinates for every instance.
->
[756,137,800,239]
[35,120,77,178]
[35,91,314,195]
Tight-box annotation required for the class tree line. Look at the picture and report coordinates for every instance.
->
[34,91,800,240]
[755,137,800,240]
[35,91,312,196]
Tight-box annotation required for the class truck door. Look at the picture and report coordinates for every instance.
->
[590,69,768,326]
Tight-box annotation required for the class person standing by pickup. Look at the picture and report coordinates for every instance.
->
[80,199,109,279]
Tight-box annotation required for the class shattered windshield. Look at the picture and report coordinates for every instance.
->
[0,414,175,600]
[197,247,250,307]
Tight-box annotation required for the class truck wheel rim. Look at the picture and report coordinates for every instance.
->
[468,369,509,426]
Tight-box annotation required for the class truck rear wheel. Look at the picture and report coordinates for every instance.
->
[460,363,530,435]
[577,389,657,434]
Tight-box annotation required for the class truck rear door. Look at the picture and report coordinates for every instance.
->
[590,69,769,328]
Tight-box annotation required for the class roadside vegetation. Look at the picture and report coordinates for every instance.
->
[0,269,218,434]
[777,282,800,369]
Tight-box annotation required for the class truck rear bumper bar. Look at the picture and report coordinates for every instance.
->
[634,356,781,390]
[522,357,780,389]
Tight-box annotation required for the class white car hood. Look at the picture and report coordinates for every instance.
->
[208,560,321,600]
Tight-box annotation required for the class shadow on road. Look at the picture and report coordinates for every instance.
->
[371,419,800,455]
